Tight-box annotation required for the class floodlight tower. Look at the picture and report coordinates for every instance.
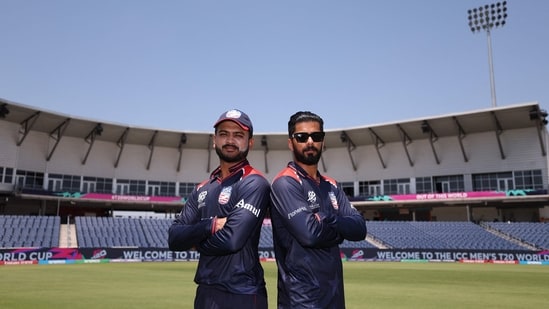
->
[467,1,508,107]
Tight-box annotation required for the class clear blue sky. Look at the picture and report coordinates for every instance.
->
[1,1,547,133]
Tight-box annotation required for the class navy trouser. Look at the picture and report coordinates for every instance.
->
[194,285,268,309]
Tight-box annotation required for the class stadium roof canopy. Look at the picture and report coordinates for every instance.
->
[0,97,545,152]
[2,98,548,212]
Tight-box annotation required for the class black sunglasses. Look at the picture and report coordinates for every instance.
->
[292,132,325,143]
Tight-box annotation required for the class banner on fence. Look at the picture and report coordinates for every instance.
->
[1,247,548,265]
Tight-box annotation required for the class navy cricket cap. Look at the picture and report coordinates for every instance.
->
[213,109,253,136]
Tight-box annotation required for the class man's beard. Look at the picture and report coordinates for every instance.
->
[293,145,322,166]
[215,144,249,163]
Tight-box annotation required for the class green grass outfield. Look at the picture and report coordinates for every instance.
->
[1,261,548,308]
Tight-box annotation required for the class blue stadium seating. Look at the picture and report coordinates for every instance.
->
[340,239,377,248]
[75,216,172,248]
[2,215,544,251]
[260,225,273,247]
[0,215,60,248]
[485,222,548,250]
[366,221,530,250]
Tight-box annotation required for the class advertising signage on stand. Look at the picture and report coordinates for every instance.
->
[1,247,548,265]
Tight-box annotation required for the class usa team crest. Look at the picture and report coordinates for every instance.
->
[329,191,339,210]
[218,187,232,205]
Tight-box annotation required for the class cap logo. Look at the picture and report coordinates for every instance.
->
[225,110,242,119]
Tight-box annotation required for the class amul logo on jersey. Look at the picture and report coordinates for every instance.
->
[235,199,261,217]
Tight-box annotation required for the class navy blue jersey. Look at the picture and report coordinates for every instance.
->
[168,160,270,295]
[270,161,367,308]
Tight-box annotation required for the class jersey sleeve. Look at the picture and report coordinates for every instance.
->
[271,175,341,248]
[197,174,270,255]
[333,186,367,241]
[167,189,212,251]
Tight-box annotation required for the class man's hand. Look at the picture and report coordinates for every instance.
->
[214,217,227,233]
